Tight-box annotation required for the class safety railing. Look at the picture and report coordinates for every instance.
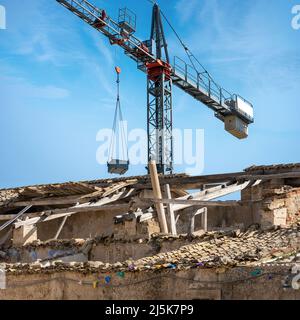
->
[173,56,234,107]
[118,7,136,34]
[230,94,254,123]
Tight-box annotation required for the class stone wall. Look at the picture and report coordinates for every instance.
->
[176,206,253,234]
[1,209,126,247]
[3,238,202,264]
[114,217,161,241]
[242,180,300,228]
[38,209,120,240]
[0,266,298,300]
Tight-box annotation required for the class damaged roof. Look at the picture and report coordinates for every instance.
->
[2,162,300,210]
[245,163,300,173]
[0,174,187,209]
[0,180,139,209]
[3,224,299,275]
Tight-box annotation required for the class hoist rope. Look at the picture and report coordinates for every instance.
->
[108,72,128,162]
[160,9,220,88]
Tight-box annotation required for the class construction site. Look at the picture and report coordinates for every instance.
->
[0,0,299,301]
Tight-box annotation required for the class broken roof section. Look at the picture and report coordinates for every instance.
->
[0,162,300,245]
[2,223,299,275]
[245,163,300,173]
[0,180,139,209]
[1,163,300,210]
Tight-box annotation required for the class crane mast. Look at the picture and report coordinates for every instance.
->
[147,4,173,173]
[56,0,254,175]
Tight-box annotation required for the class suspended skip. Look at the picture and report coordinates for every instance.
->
[107,67,129,175]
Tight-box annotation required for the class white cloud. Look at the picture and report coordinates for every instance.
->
[88,31,115,68]
[173,0,300,94]
[0,75,70,100]
[0,0,118,105]
[27,84,70,100]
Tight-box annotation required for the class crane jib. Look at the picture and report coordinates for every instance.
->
[56,0,254,173]
[56,0,156,63]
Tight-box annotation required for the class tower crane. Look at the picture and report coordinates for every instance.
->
[56,0,254,175]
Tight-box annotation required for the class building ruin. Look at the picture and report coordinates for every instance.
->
[0,163,299,300]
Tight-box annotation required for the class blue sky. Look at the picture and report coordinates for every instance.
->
[0,0,299,188]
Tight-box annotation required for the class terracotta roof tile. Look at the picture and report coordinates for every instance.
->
[3,225,299,275]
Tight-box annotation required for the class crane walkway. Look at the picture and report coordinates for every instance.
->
[172,57,253,124]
